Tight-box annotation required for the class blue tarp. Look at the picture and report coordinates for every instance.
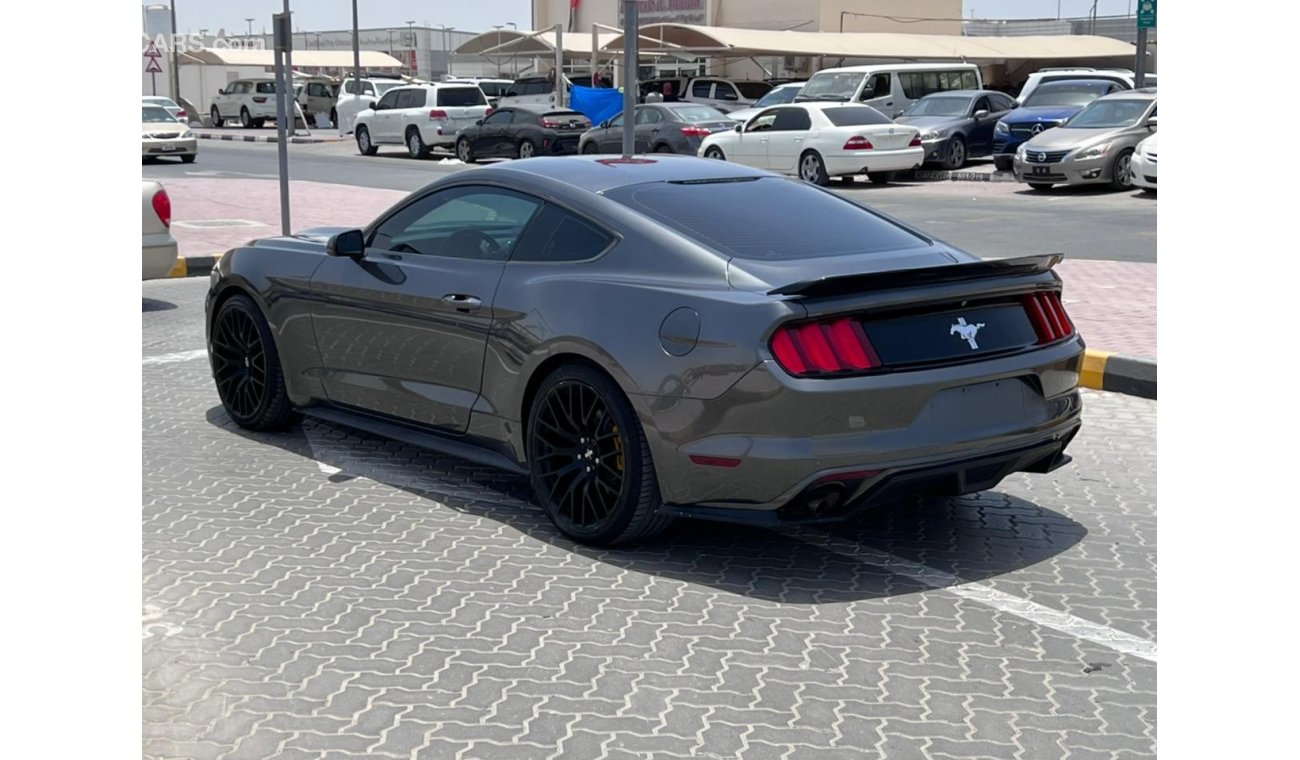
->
[569,85,623,126]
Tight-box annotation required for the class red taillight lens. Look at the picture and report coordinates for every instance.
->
[152,188,171,228]
[485,107,494,116]
[1022,291,1074,344]
[428,109,449,120]
[908,133,922,147]
[770,318,881,377]
[843,136,873,150]
[680,125,711,137]
[176,110,187,119]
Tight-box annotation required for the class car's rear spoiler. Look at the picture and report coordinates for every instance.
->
[767,254,1064,298]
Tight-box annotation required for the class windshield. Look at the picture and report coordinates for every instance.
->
[1065,99,1151,129]
[144,98,178,109]
[666,105,728,122]
[796,71,862,101]
[142,106,177,123]
[374,82,403,95]
[1024,82,1111,108]
[903,95,972,117]
[753,86,800,108]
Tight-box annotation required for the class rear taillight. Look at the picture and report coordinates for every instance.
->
[484,107,494,116]
[680,125,711,137]
[843,136,873,150]
[152,188,171,228]
[1022,291,1075,344]
[770,318,881,377]
[176,110,187,120]
[908,133,922,147]
[428,109,449,121]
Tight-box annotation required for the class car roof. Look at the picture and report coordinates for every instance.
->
[477,154,770,194]
[815,62,978,74]
[1096,89,1156,101]
[1036,78,1129,89]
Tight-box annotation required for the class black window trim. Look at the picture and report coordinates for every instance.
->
[364,183,546,262]
[506,197,622,266]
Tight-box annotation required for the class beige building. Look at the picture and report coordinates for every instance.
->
[533,0,963,79]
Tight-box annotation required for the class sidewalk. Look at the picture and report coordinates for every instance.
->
[193,127,347,144]
[160,177,1155,361]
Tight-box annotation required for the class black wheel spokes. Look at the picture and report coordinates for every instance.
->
[213,309,268,419]
[533,382,627,530]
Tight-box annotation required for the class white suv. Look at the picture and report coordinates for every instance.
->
[210,78,285,128]
[353,84,490,158]
[1017,68,1157,103]
[334,76,411,134]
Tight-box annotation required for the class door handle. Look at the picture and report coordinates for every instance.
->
[442,294,482,312]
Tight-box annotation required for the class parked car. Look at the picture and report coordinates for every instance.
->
[204,155,1083,546]
[446,77,514,107]
[1014,89,1157,191]
[142,104,197,163]
[334,74,410,133]
[142,181,177,280]
[579,103,734,155]
[895,89,1017,169]
[353,83,490,158]
[454,106,592,162]
[699,102,922,185]
[725,82,805,123]
[1129,132,1157,194]
[796,63,983,119]
[496,73,595,109]
[1016,67,1157,103]
[639,77,773,112]
[991,79,1129,170]
[142,96,187,123]
[296,79,339,126]
[210,78,289,128]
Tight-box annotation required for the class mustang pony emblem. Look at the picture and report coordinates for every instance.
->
[950,317,986,350]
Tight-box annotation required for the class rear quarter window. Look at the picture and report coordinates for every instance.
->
[605,177,928,260]
[513,205,614,262]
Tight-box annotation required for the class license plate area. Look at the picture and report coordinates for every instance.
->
[862,303,1039,367]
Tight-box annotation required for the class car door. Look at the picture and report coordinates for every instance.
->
[972,94,1013,153]
[967,95,995,152]
[730,109,778,168]
[856,72,895,117]
[309,185,544,432]
[370,89,404,142]
[474,109,513,155]
[218,81,244,118]
[763,107,813,173]
[635,106,663,152]
[597,111,625,152]
[393,88,426,139]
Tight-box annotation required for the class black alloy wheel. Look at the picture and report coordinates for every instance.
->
[210,295,295,431]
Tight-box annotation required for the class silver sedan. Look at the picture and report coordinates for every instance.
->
[1014,89,1156,191]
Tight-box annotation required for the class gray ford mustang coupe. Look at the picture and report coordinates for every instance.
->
[206,155,1083,546]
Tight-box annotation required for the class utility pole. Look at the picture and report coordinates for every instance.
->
[621,2,637,157]
[273,9,292,235]
[246,17,254,37]
[168,2,180,103]
[351,0,361,99]
[406,20,417,75]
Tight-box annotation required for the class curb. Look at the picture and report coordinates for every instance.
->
[195,133,341,144]
[1080,349,1156,400]
[911,168,1018,183]
[165,253,223,279]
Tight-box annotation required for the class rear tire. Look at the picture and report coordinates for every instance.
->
[406,127,430,159]
[457,136,475,163]
[798,150,830,186]
[210,294,296,432]
[526,365,673,547]
[867,171,896,185]
[356,125,377,156]
[704,146,726,161]
[581,141,600,154]
[654,143,673,153]
[252,118,266,129]
[209,106,223,128]
[239,107,252,128]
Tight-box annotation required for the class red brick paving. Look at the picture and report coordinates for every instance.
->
[164,178,1156,361]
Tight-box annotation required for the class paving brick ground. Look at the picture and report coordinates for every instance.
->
[143,277,1156,760]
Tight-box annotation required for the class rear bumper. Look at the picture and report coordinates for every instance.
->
[824,147,924,176]
[142,238,179,280]
[639,335,1085,510]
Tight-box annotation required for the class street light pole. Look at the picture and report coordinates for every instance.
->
[168,1,180,103]
[246,17,254,37]
[493,25,504,77]
[351,0,361,99]
[406,20,416,75]
[621,1,637,157]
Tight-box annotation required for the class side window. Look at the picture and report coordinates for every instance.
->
[255,82,276,94]
[771,107,811,131]
[962,71,979,89]
[636,107,663,125]
[991,93,1015,112]
[863,73,891,100]
[692,80,713,98]
[375,90,402,110]
[746,110,778,132]
[483,109,513,125]
[608,112,624,128]
[371,187,543,260]
[512,204,614,263]
[396,89,425,109]
[716,83,739,102]
[973,96,991,114]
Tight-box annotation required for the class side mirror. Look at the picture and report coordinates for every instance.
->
[973,109,989,120]
[734,124,742,132]
[367,101,378,110]
[1147,116,1157,129]
[474,119,483,126]
[217,89,225,95]
[599,119,610,129]
[1010,100,1020,108]
[326,229,366,258]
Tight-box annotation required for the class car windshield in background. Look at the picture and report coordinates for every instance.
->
[904,96,972,117]
[374,82,403,95]
[142,106,176,123]
[667,105,728,122]
[1023,83,1111,108]
[796,72,861,101]
[1065,100,1151,129]
[753,87,800,108]
[476,82,510,97]
[736,82,774,99]
[822,106,893,127]
[604,177,927,260]
[144,98,179,109]
[439,87,487,106]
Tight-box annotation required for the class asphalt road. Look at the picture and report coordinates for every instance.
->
[144,141,1156,264]
[144,276,1156,759]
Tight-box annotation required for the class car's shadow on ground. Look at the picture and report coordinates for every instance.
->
[143,298,177,312]
[206,408,1086,605]
[1010,183,1130,198]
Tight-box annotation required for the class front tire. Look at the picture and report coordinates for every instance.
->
[704,146,726,160]
[1027,182,1053,191]
[867,171,896,185]
[798,151,830,186]
[654,143,673,153]
[527,365,673,546]
[941,136,967,170]
[581,141,600,154]
[181,154,196,164]
[518,139,536,159]
[457,137,475,163]
[210,106,224,128]
[356,125,377,155]
[1109,149,1135,191]
[407,128,430,159]
[993,155,1013,172]
[210,294,296,432]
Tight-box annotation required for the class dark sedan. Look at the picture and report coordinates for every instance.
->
[579,103,736,155]
[205,155,1083,547]
[895,89,1017,170]
[455,106,591,162]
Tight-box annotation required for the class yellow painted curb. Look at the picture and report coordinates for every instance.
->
[166,257,188,278]
[1080,349,1112,390]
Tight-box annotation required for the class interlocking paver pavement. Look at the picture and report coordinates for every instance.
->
[144,277,1155,759]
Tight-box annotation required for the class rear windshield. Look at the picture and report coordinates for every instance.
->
[1024,82,1112,108]
[437,87,488,107]
[604,177,927,260]
[736,82,774,99]
[822,106,892,126]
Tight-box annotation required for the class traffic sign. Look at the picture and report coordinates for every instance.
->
[143,40,163,59]
[1137,0,1156,29]
[145,57,163,73]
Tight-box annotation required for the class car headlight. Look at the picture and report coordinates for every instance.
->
[920,128,948,141]
[994,120,1009,134]
[181,130,194,138]
[1072,142,1112,160]
[1016,143,1029,158]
